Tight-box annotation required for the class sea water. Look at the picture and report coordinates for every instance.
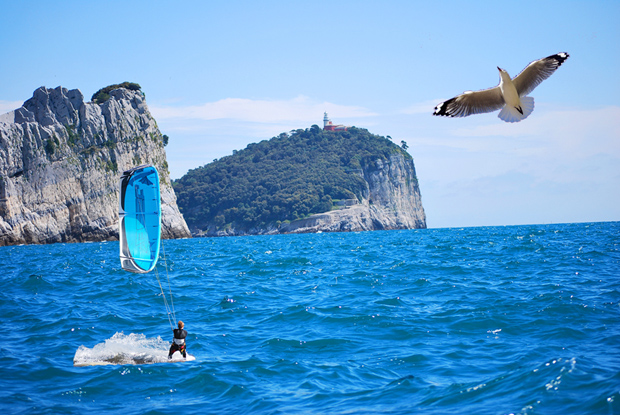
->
[1,222,619,414]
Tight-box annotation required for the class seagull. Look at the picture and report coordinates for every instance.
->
[433,52,569,123]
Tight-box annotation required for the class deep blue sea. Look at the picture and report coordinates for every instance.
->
[1,222,619,414]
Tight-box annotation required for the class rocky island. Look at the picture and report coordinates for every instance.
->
[0,85,190,246]
[174,124,426,236]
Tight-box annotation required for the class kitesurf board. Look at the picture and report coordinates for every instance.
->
[73,354,195,367]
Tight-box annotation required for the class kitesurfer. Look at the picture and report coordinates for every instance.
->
[168,321,187,359]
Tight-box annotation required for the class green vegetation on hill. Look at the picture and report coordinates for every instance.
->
[173,126,411,232]
[91,82,142,104]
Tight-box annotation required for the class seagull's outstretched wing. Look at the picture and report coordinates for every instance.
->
[433,86,504,118]
[513,52,569,97]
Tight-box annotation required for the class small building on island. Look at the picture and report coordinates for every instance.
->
[323,112,349,131]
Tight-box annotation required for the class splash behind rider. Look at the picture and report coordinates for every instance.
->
[168,321,187,359]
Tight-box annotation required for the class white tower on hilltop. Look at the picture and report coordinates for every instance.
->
[323,112,348,131]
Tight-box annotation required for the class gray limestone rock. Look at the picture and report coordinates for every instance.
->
[0,86,190,246]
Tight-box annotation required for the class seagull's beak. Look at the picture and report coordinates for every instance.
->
[497,66,502,72]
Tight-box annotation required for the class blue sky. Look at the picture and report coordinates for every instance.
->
[1,1,618,228]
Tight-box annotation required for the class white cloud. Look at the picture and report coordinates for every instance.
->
[150,95,377,124]
[400,99,443,115]
[402,103,620,159]
[453,104,619,136]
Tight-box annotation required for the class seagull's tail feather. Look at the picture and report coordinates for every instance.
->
[497,105,522,123]
[498,97,535,123]
[520,96,535,118]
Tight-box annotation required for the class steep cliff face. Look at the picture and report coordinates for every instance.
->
[280,153,426,234]
[0,86,190,246]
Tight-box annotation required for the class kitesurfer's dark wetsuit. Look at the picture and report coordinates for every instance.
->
[168,328,187,358]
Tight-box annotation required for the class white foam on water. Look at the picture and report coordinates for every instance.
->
[73,332,195,366]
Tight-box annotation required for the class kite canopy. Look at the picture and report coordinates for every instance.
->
[119,165,161,273]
